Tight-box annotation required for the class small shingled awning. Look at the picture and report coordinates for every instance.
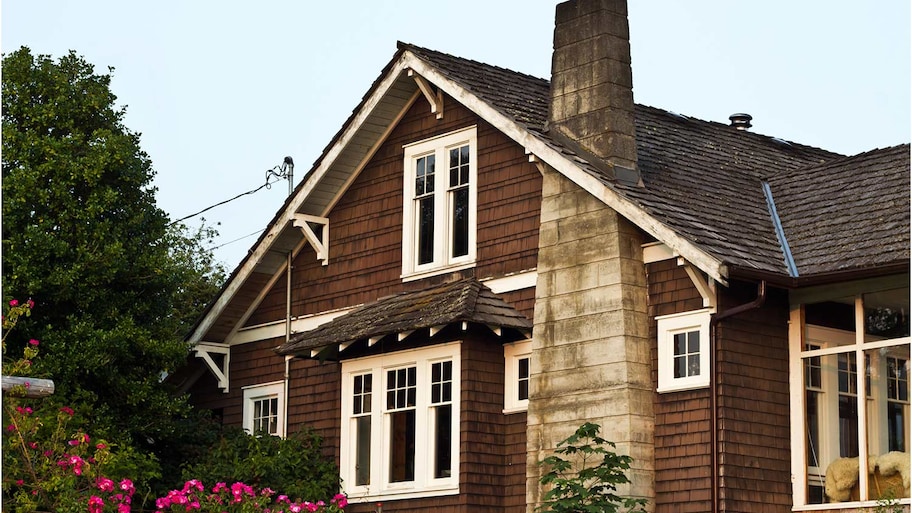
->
[275,277,533,360]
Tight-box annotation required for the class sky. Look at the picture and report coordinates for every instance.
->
[3,1,909,270]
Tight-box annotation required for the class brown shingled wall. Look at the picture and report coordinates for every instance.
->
[647,259,712,512]
[715,283,791,513]
[247,94,542,327]
[648,260,793,513]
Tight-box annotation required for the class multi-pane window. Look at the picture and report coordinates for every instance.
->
[504,340,532,412]
[402,127,477,279]
[340,344,460,500]
[673,330,701,378]
[790,286,910,506]
[242,382,285,437]
[656,309,711,393]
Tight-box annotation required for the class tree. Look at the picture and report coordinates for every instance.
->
[1,47,225,465]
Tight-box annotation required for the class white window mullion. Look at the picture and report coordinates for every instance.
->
[853,296,869,502]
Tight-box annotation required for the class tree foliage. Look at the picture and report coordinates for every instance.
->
[537,423,648,513]
[1,47,225,464]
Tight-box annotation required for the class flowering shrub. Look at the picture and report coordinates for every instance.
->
[154,480,347,513]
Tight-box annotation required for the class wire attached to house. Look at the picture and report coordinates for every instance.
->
[167,158,294,227]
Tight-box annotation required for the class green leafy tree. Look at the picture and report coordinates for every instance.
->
[1,47,225,471]
[537,422,648,513]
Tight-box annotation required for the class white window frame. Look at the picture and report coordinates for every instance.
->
[242,381,285,437]
[656,309,711,393]
[504,340,532,413]
[401,126,477,281]
[340,343,461,502]
[789,295,911,509]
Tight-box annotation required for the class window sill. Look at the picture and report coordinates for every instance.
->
[401,261,476,283]
[344,485,459,503]
[791,497,911,511]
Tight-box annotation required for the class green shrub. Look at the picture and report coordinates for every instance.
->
[181,426,339,502]
[537,422,647,513]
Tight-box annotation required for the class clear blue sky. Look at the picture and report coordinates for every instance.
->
[3,1,909,269]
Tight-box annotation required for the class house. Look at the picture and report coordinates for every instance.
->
[180,0,911,511]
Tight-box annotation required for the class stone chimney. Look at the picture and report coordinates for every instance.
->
[529,0,653,511]
[548,0,639,183]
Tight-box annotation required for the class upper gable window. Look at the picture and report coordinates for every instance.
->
[402,127,477,280]
[242,381,285,437]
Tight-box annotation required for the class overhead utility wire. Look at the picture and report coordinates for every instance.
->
[167,157,295,227]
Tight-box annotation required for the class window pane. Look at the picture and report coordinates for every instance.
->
[674,333,687,356]
[355,416,371,486]
[864,288,910,338]
[417,197,435,265]
[674,355,687,379]
[451,186,469,258]
[434,405,452,478]
[389,410,416,482]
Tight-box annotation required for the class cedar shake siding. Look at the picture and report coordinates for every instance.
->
[714,283,791,512]
[246,93,541,327]
[648,260,793,513]
[648,260,712,512]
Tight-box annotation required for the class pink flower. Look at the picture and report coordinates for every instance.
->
[120,478,135,495]
[60,406,75,416]
[28,338,39,346]
[27,299,34,309]
[96,443,107,450]
[117,504,130,513]
[97,477,115,492]
[9,299,19,307]
[88,495,104,513]
[5,424,15,432]
[15,479,23,486]
[69,439,80,446]
[332,493,348,508]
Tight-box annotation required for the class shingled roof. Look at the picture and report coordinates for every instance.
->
[276,277,533,358]
[402,43,909,281]
[768,144,911,277]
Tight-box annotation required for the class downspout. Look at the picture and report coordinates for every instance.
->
[709,280,766,513]
[284,251,292,437]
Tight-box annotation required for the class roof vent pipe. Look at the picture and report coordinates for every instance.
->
[729,113,753,130]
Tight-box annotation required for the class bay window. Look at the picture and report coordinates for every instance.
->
[790,282,910,507]
[340,343,460,501]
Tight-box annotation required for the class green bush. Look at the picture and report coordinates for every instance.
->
[181,426,339,502]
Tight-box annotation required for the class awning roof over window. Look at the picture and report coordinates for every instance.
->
[275,277,533,359]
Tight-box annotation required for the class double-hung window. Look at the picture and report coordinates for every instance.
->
[340,343,461,501]
[242,382,285,437]
[402,127,477,280]
[789,284,910,507]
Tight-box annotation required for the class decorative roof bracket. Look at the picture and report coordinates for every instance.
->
[292,214,329,265]
[408,69,443,119]
[678,257,717,310]
[194,342,230,393]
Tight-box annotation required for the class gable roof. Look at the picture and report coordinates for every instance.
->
[275,277,533,359]
[187,42,909,345]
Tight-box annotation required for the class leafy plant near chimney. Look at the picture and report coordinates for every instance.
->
[536,422,647,513]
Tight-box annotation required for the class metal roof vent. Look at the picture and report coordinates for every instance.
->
[729,113,753,130]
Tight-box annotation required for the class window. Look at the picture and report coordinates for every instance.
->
[790,285,910,507]
[340,344,460,500]
[402,127,477,280]
[504,340,532,412]
[242,382,285,437]
[656,309,711,393]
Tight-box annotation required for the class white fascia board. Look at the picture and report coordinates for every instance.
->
[402,53,728,286]
[188,54,418,344]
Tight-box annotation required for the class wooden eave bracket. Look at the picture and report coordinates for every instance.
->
[194,342,230,393]
[678,257,717,310]
[408,69,443,119]
[292,214,329,265]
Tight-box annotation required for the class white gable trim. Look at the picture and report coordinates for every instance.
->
[190,49,729,345]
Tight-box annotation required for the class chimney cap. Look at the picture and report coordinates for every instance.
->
[729,113,753,130]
